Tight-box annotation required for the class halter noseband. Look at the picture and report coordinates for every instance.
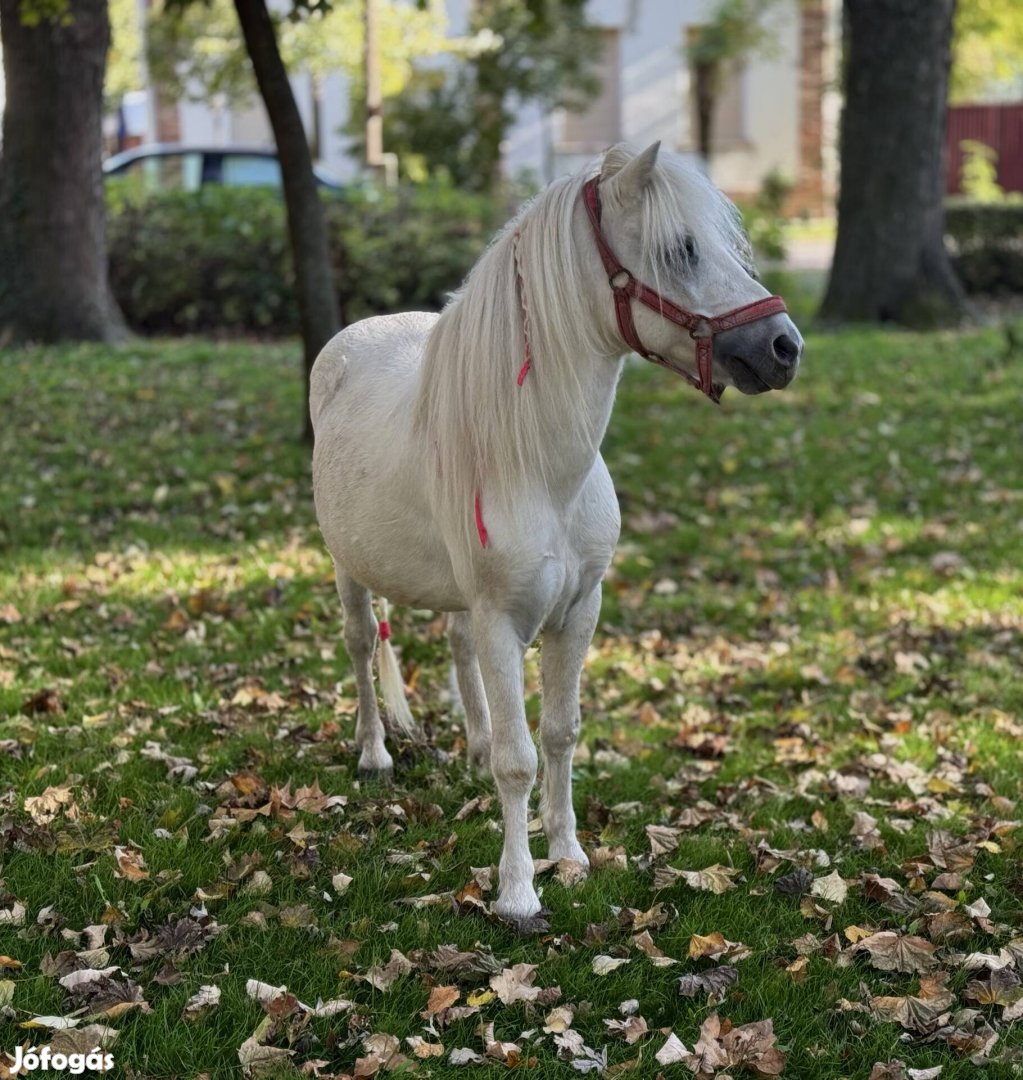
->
[582,176,787,404]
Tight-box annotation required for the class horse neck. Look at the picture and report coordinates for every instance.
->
[414,186,624,533]
[527,344,623,504]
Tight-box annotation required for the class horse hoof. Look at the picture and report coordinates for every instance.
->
[549,842,589,870]
[357,764,394,784]
[494,885,543,931]
[494,906,550,935]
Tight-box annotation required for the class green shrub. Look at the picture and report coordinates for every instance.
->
[737,169,793,265]
[945,200,1023,295]
[106,181,503,335]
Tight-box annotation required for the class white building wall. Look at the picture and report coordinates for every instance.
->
[133,0,825,200]
[535,0,807,197]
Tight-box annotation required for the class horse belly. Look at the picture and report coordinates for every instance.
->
[315,431,465,611]
[329,501,466,611]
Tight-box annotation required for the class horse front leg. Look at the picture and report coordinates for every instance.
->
[540,585,599,867]
[472,609,539,924]
[447,612,493,774]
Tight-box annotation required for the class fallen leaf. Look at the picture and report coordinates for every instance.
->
[364,950,413,992]
[854,932,937,974]
[592,955,630,975]
[490,963,540,1005]
[679,864,741,895]
[811,870,848,904]
[183,984,221,1016]
[421,984,459,1020]
[655,1033,690,1066]
[113,845,149,882]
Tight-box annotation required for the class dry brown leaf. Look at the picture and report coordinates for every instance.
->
[810,870,848,904]
[592,954,630,975]
[183,984,221,1017]
[646,824,681,857]
[687,932,751,963]
[854,932,937,974]
[543,1005,575,1033]
[604,1014,648,1044]
[113,845,149,882]
[489,963,540,1005]
[654,1033,690,1066]
[421,984,459,1020]
[364,950,413,992]
[24,785,76,825]
[680,864,741,895]
[406,1036,444,1059]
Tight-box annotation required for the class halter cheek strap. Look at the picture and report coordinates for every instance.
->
[582,176,787,404]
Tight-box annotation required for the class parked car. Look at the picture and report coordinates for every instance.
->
[102,144,347,193]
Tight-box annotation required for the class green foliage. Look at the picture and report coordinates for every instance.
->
[944,199,1023,295]
[738,168,792,265]
[952,0,1023,103]
[684,0,782,163]
[15,0,71,28]
[105,182,501,333]
[959,139,1005,203]
[684,0,781,69]
[145,0,453,106]
[105,0,143,105]
[381,0,601,191]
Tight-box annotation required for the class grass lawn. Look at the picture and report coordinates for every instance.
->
[1,322,1022,1079]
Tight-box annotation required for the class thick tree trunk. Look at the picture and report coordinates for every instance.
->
[233,0,341,442]
[0,0,125,343]
[819,0,966,327]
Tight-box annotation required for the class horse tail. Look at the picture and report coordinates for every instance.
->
[376,599,417,739]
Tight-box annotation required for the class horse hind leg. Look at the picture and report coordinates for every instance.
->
[447,612,492,774]
[336,571,393,778]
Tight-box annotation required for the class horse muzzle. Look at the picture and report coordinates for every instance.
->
[715,312,803,394]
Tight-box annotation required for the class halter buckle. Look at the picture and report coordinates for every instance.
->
[689,318,713,339]
[609,270,632,290]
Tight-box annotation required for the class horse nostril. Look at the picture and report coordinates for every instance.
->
[772,334,800,367]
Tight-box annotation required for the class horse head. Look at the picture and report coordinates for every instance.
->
[586,142,803,398]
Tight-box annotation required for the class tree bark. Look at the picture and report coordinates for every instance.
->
[693,58,718,167]
[0,0,126,343]
[819,0,966,327]
[233,0,341,441]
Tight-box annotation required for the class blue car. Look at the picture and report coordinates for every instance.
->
[102,143,347,193]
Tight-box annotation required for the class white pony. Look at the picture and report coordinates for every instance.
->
[311,143,802,926]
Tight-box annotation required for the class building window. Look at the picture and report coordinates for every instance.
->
[686,26,747,153]
[559,30,621,153]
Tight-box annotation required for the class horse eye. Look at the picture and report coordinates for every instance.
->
[668,234,699,271]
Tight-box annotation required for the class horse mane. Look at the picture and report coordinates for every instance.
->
[412,145,752,555]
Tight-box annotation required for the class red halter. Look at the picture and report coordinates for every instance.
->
[582,176,787,404]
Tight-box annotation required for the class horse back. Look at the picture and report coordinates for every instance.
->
[309,311,438,432]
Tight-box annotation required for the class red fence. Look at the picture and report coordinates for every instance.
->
[945,102,1023,195]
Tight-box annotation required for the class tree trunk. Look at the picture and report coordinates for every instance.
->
[233,0,341,441]
[694,58,718,167]
[819,0,966,327]
[0,0,125,343]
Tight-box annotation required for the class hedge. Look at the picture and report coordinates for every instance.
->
[944,200,1023,296]
[106,182,503,335]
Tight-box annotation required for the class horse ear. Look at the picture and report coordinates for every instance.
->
[601,141,660,204]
